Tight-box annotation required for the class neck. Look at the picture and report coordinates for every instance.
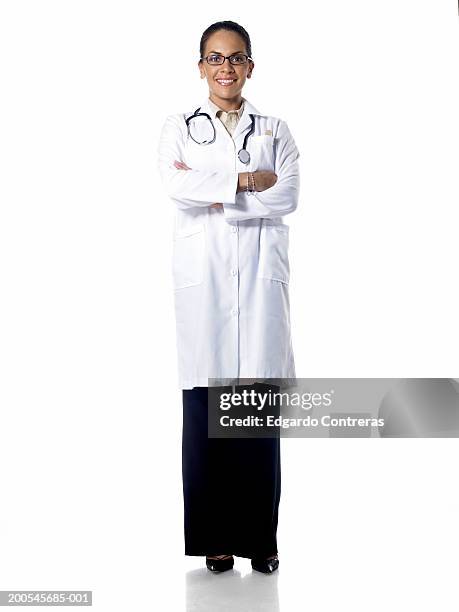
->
[209,93,243,112]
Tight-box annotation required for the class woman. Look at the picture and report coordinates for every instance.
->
[158,20,300,573]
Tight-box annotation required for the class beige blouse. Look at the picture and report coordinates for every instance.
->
[207,97,245,137]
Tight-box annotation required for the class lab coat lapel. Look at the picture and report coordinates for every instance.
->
[232,98,261,141]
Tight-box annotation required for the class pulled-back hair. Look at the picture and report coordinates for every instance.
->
[199,21,252,60]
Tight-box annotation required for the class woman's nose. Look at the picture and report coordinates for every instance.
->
[221,58,235,70]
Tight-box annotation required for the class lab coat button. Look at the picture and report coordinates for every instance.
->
[231,307,239,316]
[230,226,238,233]
[231,268,238,277]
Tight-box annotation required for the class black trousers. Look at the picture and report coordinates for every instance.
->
[182,384,281,559]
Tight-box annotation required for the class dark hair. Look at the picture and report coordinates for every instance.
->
[199,20,252,60]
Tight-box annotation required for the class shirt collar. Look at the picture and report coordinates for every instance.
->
[201,97,262,119]
[194,97,262,141]
[206,97,246,120]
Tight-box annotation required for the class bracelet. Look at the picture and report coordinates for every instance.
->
[246,172,256,195]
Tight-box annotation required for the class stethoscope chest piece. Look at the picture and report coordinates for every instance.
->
[238,149,251,164]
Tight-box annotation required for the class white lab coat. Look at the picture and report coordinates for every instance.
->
[157,96,300,390]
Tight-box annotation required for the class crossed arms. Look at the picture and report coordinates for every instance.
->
[158,114,300,221]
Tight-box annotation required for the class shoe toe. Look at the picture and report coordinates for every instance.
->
[251,556,279,573]
[206,556,234,572]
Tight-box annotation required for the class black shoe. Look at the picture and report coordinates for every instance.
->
[251,555,279,573]
[206,555,234,572]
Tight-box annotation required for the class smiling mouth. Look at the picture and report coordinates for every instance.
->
[216,79,236,86]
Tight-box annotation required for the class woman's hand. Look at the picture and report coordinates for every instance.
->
[254,171,278,191]
[237,172,278,193]
[174,160,191,170]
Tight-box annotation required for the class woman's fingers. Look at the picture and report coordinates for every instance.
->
[174,160,191,170]
[209,203,223,209]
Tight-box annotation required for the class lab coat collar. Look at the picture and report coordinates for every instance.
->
[199,96,262,141]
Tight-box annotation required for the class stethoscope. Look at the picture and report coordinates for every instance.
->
[185,107,256,165]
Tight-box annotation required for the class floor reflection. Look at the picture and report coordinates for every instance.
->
[185,565,280,612]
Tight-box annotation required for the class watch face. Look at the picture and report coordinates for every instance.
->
[238,149,250,164]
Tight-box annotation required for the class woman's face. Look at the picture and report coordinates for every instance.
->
[198,30,254,104]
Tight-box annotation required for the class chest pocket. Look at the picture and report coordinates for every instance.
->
[257,223,290,285]
[248,135,275,172]
[172,225,205,290]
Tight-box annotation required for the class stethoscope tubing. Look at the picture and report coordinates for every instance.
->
[185,107,255,165]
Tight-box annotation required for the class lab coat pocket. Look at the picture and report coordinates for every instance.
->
[172,225,205,290]
[249,135,275,172]
[257,224,290,285]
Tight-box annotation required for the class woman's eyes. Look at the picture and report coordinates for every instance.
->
[207,55,246,64]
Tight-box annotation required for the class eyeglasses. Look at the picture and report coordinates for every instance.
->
[200,53,252,66]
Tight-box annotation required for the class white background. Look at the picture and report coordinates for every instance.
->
[0,1,458,610]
